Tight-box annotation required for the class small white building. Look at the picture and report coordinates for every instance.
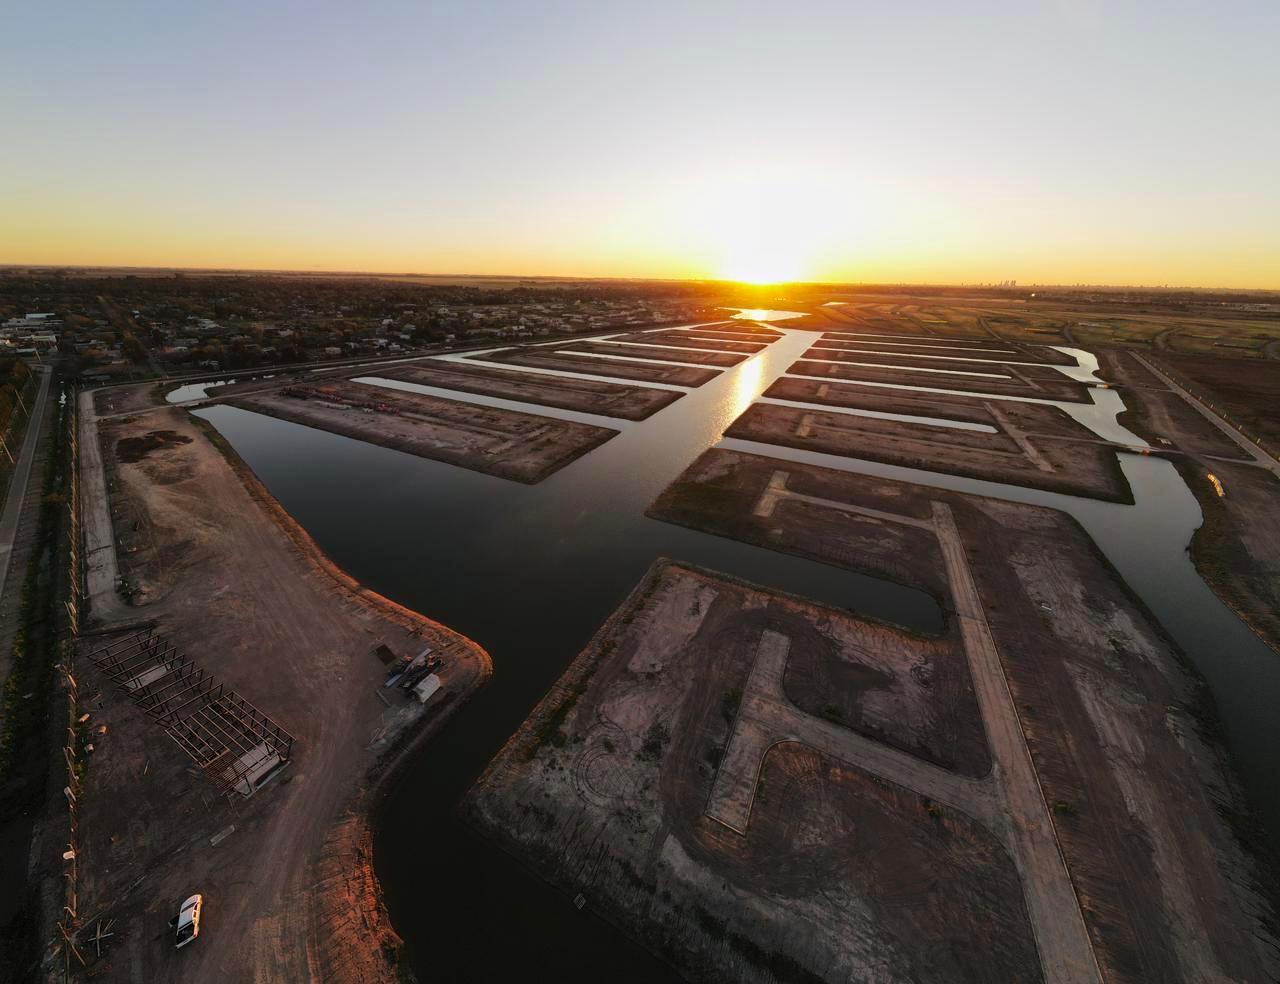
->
[413,674,442,704]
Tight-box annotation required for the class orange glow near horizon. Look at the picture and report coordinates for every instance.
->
[3,6,1279,291]
[717,242,808,286]
[3,169,1279,289]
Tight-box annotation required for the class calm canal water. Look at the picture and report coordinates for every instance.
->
[196,327,1280,982]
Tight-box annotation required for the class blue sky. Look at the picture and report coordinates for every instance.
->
[3,1,1277,285]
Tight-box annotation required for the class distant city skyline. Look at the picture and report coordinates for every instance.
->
[4,1,1278,288]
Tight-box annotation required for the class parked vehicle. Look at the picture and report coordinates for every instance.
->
[175,894,203,949]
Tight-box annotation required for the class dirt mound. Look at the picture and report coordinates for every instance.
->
[115,429,193,462]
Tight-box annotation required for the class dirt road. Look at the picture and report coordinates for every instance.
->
[931,502,1100,984]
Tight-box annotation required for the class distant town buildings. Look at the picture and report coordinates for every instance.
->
[0,276,717,379]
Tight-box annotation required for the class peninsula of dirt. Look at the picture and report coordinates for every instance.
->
[225,378,617,483]
[70,395,492,983]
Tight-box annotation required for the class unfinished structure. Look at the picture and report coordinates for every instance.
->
[85,628,295,797]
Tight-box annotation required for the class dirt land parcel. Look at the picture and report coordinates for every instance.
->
[791,357,1092,402]
[78,403,491,983]
[603,330,769,353]
[373,360,682,420]
[728,399,1133,502]
[805,343,1078,371]
[680,328,781,344]
[466,560,1035,984]
[644,448,1277,983]
[764,376,1083,433]
[1156,351,1280,450]
[821,330,1016,350]
[697,321,783,337]
[474,345,721,386]
[225,378,616,483]
[561,340,747,367]
[1098,350,1280,652]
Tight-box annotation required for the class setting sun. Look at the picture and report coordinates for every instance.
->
[682,165,851,285]
[718,243,805,285]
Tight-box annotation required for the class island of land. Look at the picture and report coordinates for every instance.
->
[466,560,1038,984]
[466,447,1277,984]
[374,359,682,420]
[603,330,769,353]
[727,398,1133,502]
[472,345,721,386]
[224,378,617,483]
[558,340,748,367]
[696,321,783,337]
[790,357,1092,402]
[803,343,1079,373]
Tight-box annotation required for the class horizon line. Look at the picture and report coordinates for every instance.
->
[1,262,1277,295]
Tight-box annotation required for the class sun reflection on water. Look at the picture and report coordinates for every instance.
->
[727,308,807,322]
[723,352,764,429]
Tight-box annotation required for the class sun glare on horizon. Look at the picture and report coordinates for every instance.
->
[717,240,809,285]
[692,170,843,286]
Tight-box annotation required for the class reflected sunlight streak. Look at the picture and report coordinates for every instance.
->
[725,354,765,427]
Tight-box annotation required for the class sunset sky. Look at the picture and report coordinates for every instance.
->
[3,1,1278,288]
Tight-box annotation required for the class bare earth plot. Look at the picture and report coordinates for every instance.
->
[560,340,747,367]
[92,381,168,417]
[821,321,1035,342]
[224,379,616,483]
[1098,351,1258,458]
[1154,351,1280,449]
[680,328,781,345]
[764,376,1084,434]
[817,319,975,338]
[371,360,681,420]
[818,331,1019,352]
[603,330,768,354]
[699,321,783,337]
[1098,351,1280,652]
[728,400,1133,502]
[808,341,1078,369]
[466,561,1037,984]
[773,309,869,331]
[791,358,1092,402]
[78,404,490,984]
[839,333,1075,364]
[645,448,1277,984]
[473,345,721,386]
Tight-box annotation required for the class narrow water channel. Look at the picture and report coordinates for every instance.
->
[195,327,1280,982]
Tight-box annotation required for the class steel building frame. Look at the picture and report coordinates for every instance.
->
[86,628,295,797]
